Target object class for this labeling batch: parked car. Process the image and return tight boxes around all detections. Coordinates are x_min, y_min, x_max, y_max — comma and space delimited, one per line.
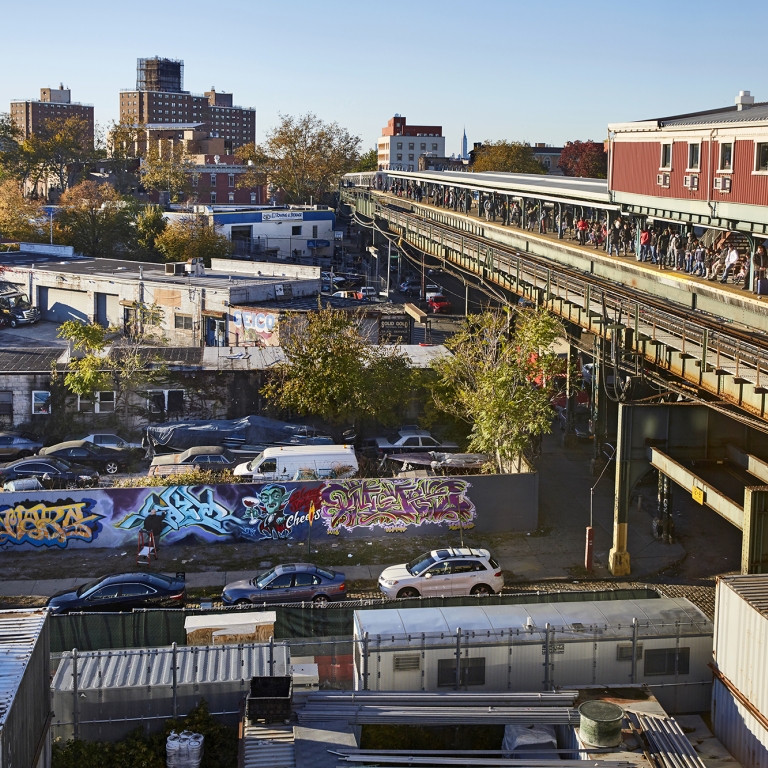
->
0, 432, 43, 460
356, 286, 378, 299
369, 428, 458, 456
378, 548, 503, 599
0, 457, 98, 488
233, 444, 358, 480
46, 572, 186, 615
69, 432, 143, 451
222, 563, 346, 606
420, 284, 442, 300
427, 294, 452, 313
39, 440, 132, 475
148, 446, 238, 477
399, 279, 421, 296
331, 290, 360, 299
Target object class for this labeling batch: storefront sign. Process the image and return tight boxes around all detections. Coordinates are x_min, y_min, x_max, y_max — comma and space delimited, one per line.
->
262, 211, 303, 222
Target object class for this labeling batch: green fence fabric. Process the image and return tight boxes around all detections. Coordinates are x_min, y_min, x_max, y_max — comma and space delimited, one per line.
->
50, 588, 659, 652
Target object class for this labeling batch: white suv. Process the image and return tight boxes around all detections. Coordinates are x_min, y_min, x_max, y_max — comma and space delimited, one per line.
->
378, 548, 503, 599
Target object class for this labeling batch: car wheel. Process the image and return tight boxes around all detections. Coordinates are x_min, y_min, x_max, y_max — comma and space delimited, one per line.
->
65, 481, 78, 490
9, 319, 17, 328
105, 461, 119, 475
234, 599, 251, 606
396, 587, 420, 599
312, 595, 329, 607
471, 584, 493, 596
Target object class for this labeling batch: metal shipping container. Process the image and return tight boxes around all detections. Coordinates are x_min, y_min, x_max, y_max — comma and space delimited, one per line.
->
0, 609, 50, 768
712, 574, 768, 768
353, 598, 713, 714
51, 642, 290, 743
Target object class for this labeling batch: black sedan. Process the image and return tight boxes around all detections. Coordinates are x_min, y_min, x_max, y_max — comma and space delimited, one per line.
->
39, 440, 132, 475
0, 457, 99, 488
47, 572, 187, 614
222, 563, 346, 606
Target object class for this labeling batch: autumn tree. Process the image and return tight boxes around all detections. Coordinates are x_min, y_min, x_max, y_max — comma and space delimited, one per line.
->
55, 181, 131, 257
31, 115, 98, 192
139, 138, 193, 201
559, 140, 607, 178
135, 204, 167, 256
432, 308, 564, 473
233, 143, 269, 189
155, 214, 232, 265
262, 306, 414, 427
106, 121, 143, 194
471, 141, 546, 174
0, 180, 44, 241
239, 113, 361, 204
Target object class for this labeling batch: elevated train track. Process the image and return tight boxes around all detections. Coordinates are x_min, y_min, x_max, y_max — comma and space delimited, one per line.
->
343, 187, 768, 429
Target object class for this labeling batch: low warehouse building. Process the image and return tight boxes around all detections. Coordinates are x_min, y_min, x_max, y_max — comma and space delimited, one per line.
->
352, 598, 713, 714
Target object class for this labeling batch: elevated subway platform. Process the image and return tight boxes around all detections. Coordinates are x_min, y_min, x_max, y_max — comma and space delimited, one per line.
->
357, 187, 768, 334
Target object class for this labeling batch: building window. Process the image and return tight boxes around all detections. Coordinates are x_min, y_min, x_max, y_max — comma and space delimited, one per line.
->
437, 657, 486, 687
719, 142, 733, 171
250, 192, 257, 203
32, 391, 51, 415
228, 192, 235, 203
396, 154, 403, 161
210, 174, 216, 186
688, 143, 700, 170
396, 142, 402, 150
644, 647, 690, 676
408, 143, 414, 150
409, 154, 414, 161
228, 174, 235, 187
292, 225, 302, 236
192, 174, 198, 187
756, 143, 768, 172
97, 391, 115, 413
175, 314, 193, 330
210, 192, 217, 204
312, 225, 318, 238
420, 143, 426, 150
432, 143, 438, 150
0, 391, 12, 416
660, 143, 672, 169
147, 389, 185, 414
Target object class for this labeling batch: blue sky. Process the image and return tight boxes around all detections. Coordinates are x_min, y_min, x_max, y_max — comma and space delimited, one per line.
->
2, 0, 767, 154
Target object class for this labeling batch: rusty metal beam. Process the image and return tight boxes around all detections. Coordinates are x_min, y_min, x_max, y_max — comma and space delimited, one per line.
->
727, 444, 768, 484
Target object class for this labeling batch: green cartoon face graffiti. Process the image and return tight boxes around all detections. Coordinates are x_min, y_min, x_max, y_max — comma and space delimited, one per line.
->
241, 484, 295, 540
262, 485, 288, 516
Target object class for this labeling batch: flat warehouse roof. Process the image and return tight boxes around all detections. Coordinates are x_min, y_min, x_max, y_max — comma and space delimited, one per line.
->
354, 598, 712, 645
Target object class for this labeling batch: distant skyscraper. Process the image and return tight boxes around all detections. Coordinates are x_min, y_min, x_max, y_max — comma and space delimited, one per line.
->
461, 128, 468, 160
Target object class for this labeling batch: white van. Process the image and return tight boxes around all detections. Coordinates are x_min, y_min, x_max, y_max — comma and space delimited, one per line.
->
233, 445, 358, 481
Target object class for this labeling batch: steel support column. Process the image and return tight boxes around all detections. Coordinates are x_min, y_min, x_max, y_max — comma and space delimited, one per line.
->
742, 487, 768, 574
609, 403, 633, 575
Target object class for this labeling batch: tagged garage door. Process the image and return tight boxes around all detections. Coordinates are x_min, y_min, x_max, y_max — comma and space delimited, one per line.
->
38, 287, 91, 323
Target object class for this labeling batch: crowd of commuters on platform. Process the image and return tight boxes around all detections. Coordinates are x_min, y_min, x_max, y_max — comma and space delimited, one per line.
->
381, 178, 765, 292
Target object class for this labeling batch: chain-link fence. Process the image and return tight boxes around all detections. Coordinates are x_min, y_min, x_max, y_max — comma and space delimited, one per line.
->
49, 587, 660, 653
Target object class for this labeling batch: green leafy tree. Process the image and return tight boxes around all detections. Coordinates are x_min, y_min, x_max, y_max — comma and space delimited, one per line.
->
106, 121, 143, 194
135, 204, 167, 255
0, 113, 24, 182
262, 306, 413, 427
139, 138, 193, 201
155, 214, 232, 265
240, 113, 361, 204
55, 181, 132, 257
432, 308, 564, 473
472, 140, 546, 174
57, 306, 166, 415
353, 147, 378, 172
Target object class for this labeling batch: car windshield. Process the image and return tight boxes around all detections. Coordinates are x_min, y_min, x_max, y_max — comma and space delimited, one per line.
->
254, 567, 276, 588
247, 452, 264, 471
76, 578, 103, 596
407, 552, 437, 576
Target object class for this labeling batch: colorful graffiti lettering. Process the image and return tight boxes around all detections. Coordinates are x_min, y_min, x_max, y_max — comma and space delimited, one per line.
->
231, 310, 278, 345
117, 486, 232, 536
239, 483, 323, 541
320, 478, 475, 533
0, 498, 102, 548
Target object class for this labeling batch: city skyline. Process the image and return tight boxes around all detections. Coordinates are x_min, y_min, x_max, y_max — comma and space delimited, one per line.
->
2, 0, 768, 153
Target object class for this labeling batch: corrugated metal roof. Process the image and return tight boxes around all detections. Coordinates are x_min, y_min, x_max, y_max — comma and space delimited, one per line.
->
355, 598, 712, 645
0, 609, 48, 727
242, 724, 295, 768
0, 347, 66, 373
719, 574, 768, 618
52, 643, 289, 691
659, 103, 768, 127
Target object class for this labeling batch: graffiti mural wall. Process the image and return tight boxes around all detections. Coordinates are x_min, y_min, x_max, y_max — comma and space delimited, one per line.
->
0, 477, 487, 551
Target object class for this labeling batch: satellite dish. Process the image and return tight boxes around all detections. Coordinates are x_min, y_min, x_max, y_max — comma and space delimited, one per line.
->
214, 154, 220, 164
